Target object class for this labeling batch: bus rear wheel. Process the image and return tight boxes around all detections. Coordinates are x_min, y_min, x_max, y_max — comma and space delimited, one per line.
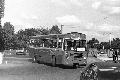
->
73, 63, 80, 68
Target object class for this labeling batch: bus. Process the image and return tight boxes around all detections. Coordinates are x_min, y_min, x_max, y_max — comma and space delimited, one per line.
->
27, 32, 88, 68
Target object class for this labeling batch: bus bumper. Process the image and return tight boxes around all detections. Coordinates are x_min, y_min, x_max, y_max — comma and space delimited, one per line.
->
63, 58, 87, 66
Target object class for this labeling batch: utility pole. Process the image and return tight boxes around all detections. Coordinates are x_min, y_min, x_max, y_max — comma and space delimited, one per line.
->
0, 17, 1, 28
61, 25, 64, 34
109, 33, 112, 49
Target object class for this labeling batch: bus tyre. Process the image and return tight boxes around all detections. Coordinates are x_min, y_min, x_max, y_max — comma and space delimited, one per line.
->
73, 63, 79, 68
52, 56, 56, 67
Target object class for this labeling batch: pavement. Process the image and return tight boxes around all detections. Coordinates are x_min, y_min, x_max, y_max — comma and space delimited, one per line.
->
97, 54, 120, 61
87, 57, 103, 64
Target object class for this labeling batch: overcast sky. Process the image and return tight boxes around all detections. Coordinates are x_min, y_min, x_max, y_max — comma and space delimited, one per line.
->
2, 0, 120, 42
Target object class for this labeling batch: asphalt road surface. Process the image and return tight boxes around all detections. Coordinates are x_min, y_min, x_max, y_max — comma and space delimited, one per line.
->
0, 57, 82, 80
2, 50, 119, 80
1, 50, 103, 80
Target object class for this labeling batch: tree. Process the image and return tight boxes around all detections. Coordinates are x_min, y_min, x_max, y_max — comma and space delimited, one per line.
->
40, 28, 49, 35
0, 0, 5, 27
49, 25, 61, 34
3, 22, 14, 35
0, 28, 5, 50
111, 38, 120, 49
2, 22, 15, 49
100, 42, 110, 49
15, 28, 49, 49
87, 38, 99, 48
0, 0, 5, 50
16, 28, 39, 49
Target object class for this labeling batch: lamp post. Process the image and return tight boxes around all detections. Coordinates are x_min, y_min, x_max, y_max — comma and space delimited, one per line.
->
103, 32, 112, 49
103, 17, 112, 49
109, 33, 112, 49
61, 25, 64, 34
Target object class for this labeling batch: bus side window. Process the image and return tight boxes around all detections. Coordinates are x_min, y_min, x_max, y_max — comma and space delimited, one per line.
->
58, 42, 62, 48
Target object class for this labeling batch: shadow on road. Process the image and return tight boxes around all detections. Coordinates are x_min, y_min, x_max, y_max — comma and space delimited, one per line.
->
28, 58, 86, 69
36, 62, 85, 69
28, 59, 74, 69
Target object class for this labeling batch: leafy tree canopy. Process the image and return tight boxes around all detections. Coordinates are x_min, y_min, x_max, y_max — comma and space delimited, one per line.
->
3, 22, 14, 35
50, 25, 61, 34
87, 38, 99, 48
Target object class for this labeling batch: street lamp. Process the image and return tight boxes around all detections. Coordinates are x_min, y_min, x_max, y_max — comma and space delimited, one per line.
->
109, 33, 112, 49
61, 25, 64, 34
102, 32, 112, 49
103, 17, 112, 49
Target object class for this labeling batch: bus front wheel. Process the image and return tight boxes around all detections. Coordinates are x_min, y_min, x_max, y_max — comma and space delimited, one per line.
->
52, 56, 56, 67
33, 56, 37, 63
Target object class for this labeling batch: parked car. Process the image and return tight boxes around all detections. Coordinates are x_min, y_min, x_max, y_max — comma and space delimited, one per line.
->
80, 62, 120, 80
16, 49, 26, 55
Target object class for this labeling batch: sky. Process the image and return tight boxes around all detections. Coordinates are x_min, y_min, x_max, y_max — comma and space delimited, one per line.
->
1, 0, 120, 42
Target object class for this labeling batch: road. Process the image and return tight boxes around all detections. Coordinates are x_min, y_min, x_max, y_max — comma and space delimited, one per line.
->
0, 50, 103, 80
1, 50, 120, 80
97, 53, 120, 62
0, 57, 82, 80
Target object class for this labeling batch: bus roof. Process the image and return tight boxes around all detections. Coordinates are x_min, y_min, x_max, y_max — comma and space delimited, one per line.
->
30, 32, 86, 40
31, 34, 65, 39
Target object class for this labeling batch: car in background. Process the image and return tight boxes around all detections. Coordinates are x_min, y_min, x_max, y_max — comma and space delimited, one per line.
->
16, 49, 26, 55
100, 51, 104, 54
80, 62, 120, 80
